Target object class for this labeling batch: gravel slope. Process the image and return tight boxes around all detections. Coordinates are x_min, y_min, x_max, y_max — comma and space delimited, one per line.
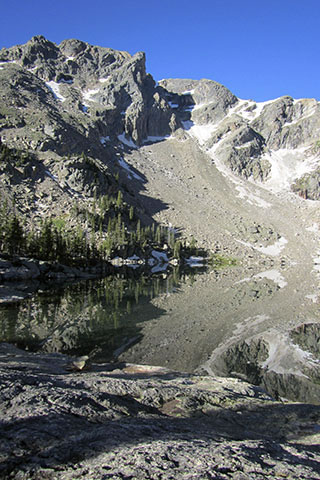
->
117, 134, 320, 399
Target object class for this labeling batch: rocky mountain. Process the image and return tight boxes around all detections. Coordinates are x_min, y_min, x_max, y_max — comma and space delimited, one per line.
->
1, 35, 320, 231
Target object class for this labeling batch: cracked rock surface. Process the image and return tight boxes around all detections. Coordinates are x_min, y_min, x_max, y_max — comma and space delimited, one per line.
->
0, 343, 319, 479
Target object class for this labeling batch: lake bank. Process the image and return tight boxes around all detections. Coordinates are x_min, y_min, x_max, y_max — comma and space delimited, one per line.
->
1, 342, 319, 479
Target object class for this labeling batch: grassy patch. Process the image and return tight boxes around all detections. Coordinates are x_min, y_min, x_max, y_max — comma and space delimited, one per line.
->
209, 254, 237, 268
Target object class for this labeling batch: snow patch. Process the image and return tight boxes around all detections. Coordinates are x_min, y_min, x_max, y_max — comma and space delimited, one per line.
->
82, 87, 100, 106
236, 237, 287, 257
262, 148, 318, 193
182, 121, 218, 145
182, 89, 195, 95
237, 269, 287, 289
59, 78, 73, 85
313, 250, 320, 274
45, 81, 66, 102
0, 60, 16, 66
254, 269, 287, 288
142, 135, 170, 144
306, 294, 318, 303
150, 250, 169, 273
260, 331, 316, 376
234, 184, 271, 209
118, 157, 143, 181
27, 66, 38, 73
306, 223, 319, 233
117, 133, 137, 149
100, 136, 110, 146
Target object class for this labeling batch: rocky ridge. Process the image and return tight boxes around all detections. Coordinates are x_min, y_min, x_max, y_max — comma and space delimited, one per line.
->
0, 35, 320, 233
1, 343, 319, 480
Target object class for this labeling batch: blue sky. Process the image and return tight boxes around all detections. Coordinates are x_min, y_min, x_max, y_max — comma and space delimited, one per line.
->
0, 0, 319, 101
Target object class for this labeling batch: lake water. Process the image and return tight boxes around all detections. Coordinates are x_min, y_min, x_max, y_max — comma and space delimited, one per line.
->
1, 264, 320, 404
0, 268, 200, 361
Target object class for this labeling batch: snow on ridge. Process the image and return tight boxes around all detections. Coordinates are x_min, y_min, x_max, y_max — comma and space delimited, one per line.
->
282, 102, 318, 127
118, 133, 137, 149
228, 98, 276, 122
182, 89, 195, 95
117, 156, 143, 181
45, 81, 66, 102
82, 87, 100, 106
182, 120, 218, 145
262, 148, 318, 193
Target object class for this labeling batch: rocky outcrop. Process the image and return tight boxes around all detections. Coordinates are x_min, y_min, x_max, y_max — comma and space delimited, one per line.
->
252, 97, 320, 150
0, 36, 177, 150
0, 256, 110, 305
291, 167, 320, 199
0, 343, 319, 479
160, 79, 320, 192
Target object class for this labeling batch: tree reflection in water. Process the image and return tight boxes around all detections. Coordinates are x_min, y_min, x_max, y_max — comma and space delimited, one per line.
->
0, 268, 198, 362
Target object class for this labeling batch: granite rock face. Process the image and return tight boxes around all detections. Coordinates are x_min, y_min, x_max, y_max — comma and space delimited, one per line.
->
0, 36, 177, 151
1, 35, 320, 220
0, 343, 319, 480
159, 78, 320, 193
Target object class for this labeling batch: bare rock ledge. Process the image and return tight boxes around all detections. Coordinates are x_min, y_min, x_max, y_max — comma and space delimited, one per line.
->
0, 343, 319, 479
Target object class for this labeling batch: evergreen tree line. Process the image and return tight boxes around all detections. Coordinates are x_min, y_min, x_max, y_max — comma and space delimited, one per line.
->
0, 191, 195, 266
0, 142, 198, 265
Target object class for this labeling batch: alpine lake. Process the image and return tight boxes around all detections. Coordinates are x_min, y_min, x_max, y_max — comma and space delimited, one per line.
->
0, 265, 205, 362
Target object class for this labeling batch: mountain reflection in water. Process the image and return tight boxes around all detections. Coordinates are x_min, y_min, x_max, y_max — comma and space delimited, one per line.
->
0, 268, 199, 361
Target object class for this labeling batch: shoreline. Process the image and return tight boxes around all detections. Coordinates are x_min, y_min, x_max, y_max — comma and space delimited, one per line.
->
1, 342, 319, 479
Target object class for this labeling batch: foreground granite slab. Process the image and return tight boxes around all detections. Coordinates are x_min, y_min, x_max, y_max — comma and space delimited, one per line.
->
0, 343, 319, 479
